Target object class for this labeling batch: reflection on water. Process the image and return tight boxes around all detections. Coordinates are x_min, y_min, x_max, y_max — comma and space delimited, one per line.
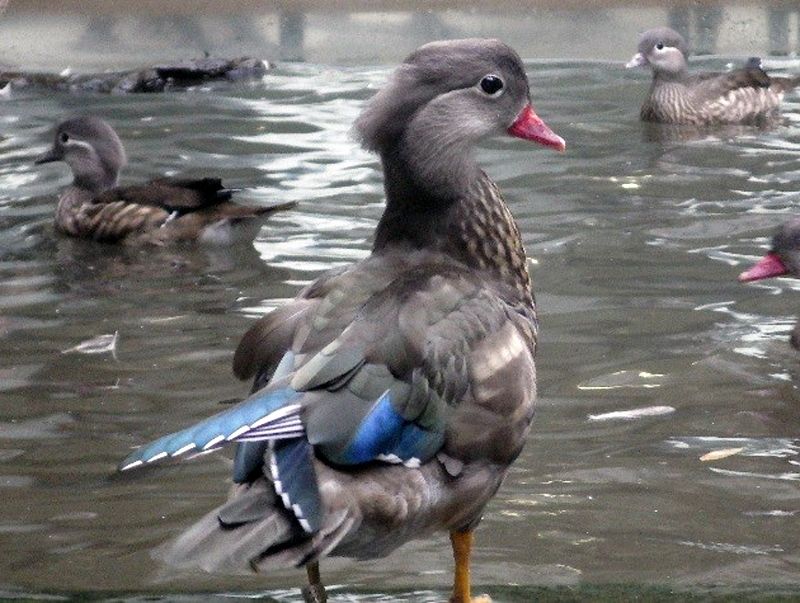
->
2, 43, 800, 601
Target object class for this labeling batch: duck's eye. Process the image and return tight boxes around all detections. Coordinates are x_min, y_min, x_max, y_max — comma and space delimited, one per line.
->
58, 132, 70, 144
655, 43, 665, 51
479, 75, 504, 96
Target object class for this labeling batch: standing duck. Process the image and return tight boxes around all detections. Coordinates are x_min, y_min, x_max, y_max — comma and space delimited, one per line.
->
626, 27, 800, 125
739, 219, 800, 349
120, 38, 565, 602
34, 116, 294, 245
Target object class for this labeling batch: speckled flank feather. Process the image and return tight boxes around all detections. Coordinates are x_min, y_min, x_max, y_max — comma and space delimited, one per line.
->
641, 77, 792, 126
54, 187, 170, 241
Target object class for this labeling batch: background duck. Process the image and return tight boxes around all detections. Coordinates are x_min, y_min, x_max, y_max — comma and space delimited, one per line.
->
119, 38, 564, 603
35, 116, 295, 245
739, 218, 800, 349
626, 27, 800, 125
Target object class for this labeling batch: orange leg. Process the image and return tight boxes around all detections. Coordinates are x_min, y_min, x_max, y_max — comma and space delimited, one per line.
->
301, 561, 327, 603
449, 529, 491, 603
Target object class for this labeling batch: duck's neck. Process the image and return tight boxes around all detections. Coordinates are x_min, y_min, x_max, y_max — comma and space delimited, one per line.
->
653, 67, 688, 84
71, 159, 119, 196
372, 146, 533, 303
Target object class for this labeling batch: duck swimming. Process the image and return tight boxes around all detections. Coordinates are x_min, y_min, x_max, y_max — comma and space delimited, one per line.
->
120, 38, 565, 602
739, 219, 800, 349
627, 27, 800, 125
35, 116, 294, 245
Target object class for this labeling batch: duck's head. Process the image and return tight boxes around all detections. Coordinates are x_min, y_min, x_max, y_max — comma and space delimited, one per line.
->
626, 27, 689, 79
355, 39, 564, 194
739, 220, 800, 282
35, 116, 126, 193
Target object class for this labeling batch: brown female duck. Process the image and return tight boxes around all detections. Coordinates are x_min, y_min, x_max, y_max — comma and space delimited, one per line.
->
120, 38, 564, 603
627, 27, 800, 125
35, 116, 294, 245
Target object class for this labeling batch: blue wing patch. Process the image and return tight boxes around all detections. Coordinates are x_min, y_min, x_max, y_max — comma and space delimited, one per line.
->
270, 437, 323, 534
232, 440, 268, 484
342, 390, 403, 464
339, 391, 444, 466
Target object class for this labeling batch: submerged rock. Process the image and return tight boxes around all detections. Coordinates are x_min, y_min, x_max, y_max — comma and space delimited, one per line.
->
0, 56, 270, 94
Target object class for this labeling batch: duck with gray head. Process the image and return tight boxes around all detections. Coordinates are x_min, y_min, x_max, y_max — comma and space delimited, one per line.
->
627, 27, 800, 126
739, 219, 800, 350
35, 116, 295, 245
118, 38, 564, 603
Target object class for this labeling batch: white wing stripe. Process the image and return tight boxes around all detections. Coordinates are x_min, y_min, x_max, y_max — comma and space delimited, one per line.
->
202, 435, 225, 450
237, 426, 305, 441
146, 451, 168, 463
226, 425, 251, 441
171, 443, 197, 457
250, 404, 301, 429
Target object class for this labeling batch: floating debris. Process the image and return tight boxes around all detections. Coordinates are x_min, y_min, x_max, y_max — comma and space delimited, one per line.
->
578, 369, 665, 391
700, 447, 745, 462
588, 405, 675, 422
62, 331, 118, 359
666, 436, 800, 458
677, 539, 783, 555
0, 57, 269, 94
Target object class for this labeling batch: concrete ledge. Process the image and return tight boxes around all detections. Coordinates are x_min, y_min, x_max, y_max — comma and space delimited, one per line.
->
5, 0, 775, 15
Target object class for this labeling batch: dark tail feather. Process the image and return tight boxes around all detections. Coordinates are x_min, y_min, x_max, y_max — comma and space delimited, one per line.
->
225, 200, 298, 227
254, 200, 298, 216
155, 477, 354, 574
772, 74, 800, 93
253, 509, 354, 570
156, 480, 300, 574
182, 177, 232, 200
155, 177, 235, 207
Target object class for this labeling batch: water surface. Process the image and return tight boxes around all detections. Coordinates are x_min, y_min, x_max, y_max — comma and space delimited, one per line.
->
2, 54, 800, 601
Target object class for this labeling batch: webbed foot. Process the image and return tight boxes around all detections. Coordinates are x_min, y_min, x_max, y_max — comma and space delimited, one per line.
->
302, 561, 327, 603
301, 581, 327, 603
